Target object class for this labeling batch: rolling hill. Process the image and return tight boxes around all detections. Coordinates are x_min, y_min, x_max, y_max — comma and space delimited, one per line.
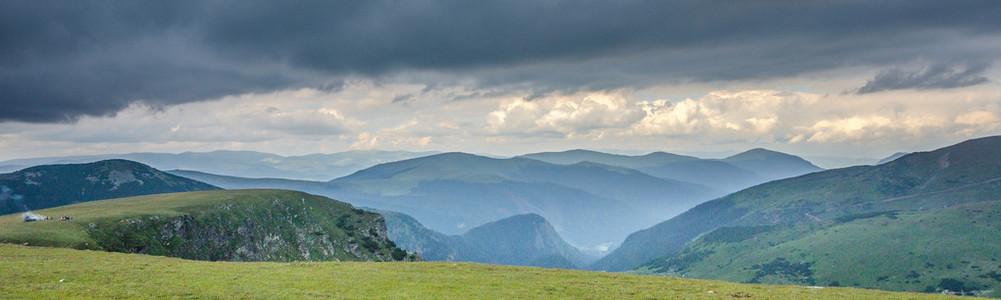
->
592, 135, 1001, 287
638, 200, 1001, 297
0, 159, 219, 216
718, 148, 822, 181
0, 189, 414, 263
382, 211, 594, 269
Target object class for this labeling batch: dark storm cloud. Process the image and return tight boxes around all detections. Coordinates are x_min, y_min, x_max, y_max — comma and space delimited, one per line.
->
0, 1, 303, 123
3, 0, 1000, 123
856, 62, 991, 94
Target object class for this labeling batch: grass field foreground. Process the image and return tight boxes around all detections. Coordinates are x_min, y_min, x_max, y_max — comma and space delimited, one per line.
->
0, 244, 958, 299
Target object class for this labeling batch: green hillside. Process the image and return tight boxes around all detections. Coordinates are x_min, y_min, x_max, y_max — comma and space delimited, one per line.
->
457, 213, 589, 268
594, 135, 1001, 272
639, 200, 1001, 297
382, 211, 593, 268
0, 189, 413, 262
0, 159, 220, 215
0, 244, 957, 299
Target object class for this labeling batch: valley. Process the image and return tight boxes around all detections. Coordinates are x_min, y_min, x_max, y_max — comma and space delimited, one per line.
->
1, 136, 998, 297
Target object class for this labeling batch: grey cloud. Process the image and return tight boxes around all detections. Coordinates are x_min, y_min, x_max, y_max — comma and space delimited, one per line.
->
857, 62, 991, 94
391, 94, 414, 104
3, 0, 1001, 123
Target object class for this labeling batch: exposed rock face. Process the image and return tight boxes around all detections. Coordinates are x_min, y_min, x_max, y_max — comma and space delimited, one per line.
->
85, 191, 415, 262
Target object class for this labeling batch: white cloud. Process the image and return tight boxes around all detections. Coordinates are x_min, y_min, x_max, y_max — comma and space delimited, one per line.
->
955, 110, 1000, 126
803, 115, 895, 143
351, 132, 380, 149
485, 92, 645, 137
629, 90, 819, 139
1, 72, 1000, 162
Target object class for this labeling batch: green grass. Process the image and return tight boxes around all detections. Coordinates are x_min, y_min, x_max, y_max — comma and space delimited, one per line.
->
0, 190, 302, 248
641, 201, 1001, 297
0, 244, 959, 299
0, 189, 408, 262
0, 190, 222, 249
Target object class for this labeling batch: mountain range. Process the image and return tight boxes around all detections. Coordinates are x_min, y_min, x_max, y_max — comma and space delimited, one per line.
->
170, 149, 821, 251
3, 137, 999, 297
521, 148, 823, 193
590, 136, 1001, 297
0, 157, 589, 269
0, 150, 438, 181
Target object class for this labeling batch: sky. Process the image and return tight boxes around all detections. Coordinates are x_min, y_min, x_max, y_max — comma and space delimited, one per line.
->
2, 1, 1001, 165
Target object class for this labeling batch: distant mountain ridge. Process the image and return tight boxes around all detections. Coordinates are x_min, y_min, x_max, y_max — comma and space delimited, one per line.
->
519, 149, 699, 169
1, 159, 219, 216
717, 148, 822, 180
0, 150, 439, 181
876, 152, 910, 165
521, 148, 823, 192
382, 211, 593, 268
592, 135, 1001, 275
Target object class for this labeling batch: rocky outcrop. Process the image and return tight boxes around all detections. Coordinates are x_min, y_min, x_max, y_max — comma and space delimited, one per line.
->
85, 191, 416, 262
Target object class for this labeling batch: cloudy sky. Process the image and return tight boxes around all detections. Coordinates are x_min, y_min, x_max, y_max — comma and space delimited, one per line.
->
2, 1, 1001, 165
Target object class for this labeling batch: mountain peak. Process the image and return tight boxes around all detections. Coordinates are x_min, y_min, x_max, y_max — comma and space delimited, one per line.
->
724, 148, 792, 161
420, 152, 497, 163
640, 151, 698, 161
493, 213, 547, 225
1, 159, 220, 215
458, 213, 590, 268
562, 149, 605, 155
717, 149, 823, 180
875, 152, 909, 165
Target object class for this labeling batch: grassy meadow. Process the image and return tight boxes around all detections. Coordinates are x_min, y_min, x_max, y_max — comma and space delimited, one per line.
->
0, 243, 960, 299
0, 190, 259, 249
